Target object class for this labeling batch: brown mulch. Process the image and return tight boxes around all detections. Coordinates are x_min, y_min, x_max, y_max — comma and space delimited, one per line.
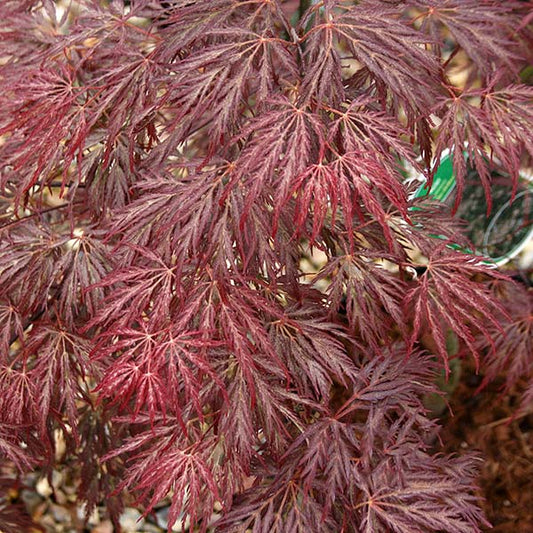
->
438, 359, 533, 533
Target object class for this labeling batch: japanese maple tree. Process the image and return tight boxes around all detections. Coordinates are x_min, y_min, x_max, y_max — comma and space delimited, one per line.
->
0, 1, 532, 532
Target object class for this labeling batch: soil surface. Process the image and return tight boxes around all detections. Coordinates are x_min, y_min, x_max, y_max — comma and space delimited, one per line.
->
438, 359, 533, 533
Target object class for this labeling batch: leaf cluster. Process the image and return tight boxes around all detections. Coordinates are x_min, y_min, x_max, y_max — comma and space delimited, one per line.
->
0, 1, 531, 532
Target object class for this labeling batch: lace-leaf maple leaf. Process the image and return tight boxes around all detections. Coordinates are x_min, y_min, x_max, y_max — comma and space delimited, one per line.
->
288, 150, 408, 243
411, 0, 526, 75
174, 277, 288, 383
333, 347, 438, 423
22, 323, 94, 438
215, 470, 338, 533
213, 184, 287, 279
165, 27, 298, 141
0, 65, 92, 202
267, 306, 358, 400
152, 0, 234, 53
0, 221, 65, 315
235, 97, 325, 216
154, 0, 289, 60
433, 84, 533, 211
297, 8, 345, 106
0, 364, 38, 426
217, 367, 258, 470
117, 168, 270, 278
110, 168, 218, 251
105, 427, 220, 533
217, 362, 315, 470
404, 245, 508, 373
280, 416, 361, 513
94, 330, 168, 426
356, 452, 487, 532
0, 302, 24, 361
476, 281, 532, 393
299, 1, 440, 114
135, 444, 219, 533
87, 246, 180, 329
326, 96, 418, 171
480, 84, 533, 162
84, 53, 161, 161
0, 425, 38, 471
94, 321, 224, 427
313, 253, 406, 348
55, 230, 114, 327
81, 131, 136, 218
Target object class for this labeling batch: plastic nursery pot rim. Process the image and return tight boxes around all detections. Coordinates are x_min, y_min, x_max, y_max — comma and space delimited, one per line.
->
410, 148, 533, 267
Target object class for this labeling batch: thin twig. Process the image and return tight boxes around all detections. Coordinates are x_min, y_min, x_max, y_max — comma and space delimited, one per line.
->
481, 411, 531, 429
0, 201, 83, 231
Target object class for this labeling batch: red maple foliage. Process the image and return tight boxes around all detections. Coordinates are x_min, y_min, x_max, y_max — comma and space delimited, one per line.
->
0, 1, 531, 532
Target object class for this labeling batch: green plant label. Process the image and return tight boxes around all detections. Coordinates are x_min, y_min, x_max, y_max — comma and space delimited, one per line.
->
415, 151, 533, 265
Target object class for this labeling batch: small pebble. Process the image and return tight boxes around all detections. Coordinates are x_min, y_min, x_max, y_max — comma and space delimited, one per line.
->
35, 477, 53, 498
77, 504, 101, 526
92, 519, 114, 533
55, 488, 68, 505
141, 523, 164, 533
20, 489, 43, 514
54, 428, 67, 461
51, 469, 64, 490
50, 502, 72, 523
119, 507, 146, 532
155, 507, 190, 532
